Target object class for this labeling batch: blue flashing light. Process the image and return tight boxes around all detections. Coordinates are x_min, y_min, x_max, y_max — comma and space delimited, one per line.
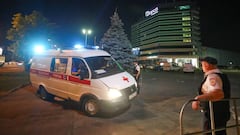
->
74, 44, 84, 49
92, 46, 100, 49
34, 45, 45, 54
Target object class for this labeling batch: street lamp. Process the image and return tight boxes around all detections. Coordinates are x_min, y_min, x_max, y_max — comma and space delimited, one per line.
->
82, 29, 92, 46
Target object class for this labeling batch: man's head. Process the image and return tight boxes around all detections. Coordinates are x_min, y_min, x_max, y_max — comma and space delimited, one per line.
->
200, 56, 218, 65
200, 56, 218, 72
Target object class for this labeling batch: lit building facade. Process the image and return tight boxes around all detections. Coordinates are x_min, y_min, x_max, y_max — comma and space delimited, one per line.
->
131, 1, 201, 68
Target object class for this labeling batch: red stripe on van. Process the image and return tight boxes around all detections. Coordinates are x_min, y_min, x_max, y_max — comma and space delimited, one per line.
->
51, 73, 65, 79
38, 71, 51, 76
30, 69, 90, 85
30, 69, 38, 73
68, 76, 91, 85
30, 69, 50, 77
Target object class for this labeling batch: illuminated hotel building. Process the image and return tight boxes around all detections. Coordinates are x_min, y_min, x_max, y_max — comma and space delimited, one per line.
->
131, 1, 201, 67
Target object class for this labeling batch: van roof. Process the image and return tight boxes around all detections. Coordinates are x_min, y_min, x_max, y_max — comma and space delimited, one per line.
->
34, 49, 111, 58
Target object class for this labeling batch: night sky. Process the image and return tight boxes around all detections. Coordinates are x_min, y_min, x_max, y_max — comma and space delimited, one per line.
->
0, 0, 239, 52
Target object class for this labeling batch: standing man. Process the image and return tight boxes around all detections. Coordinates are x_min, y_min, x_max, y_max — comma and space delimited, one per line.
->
192, 56, 231, 135
133, 61, 141, 94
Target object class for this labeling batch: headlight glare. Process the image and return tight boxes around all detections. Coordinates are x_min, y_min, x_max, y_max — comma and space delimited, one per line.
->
108, 88, 122, 99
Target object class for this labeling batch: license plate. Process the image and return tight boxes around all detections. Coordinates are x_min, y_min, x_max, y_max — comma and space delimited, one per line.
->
129, 91, 137, 100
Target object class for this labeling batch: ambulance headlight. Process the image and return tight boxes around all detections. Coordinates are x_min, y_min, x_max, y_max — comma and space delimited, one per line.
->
108, 88, 122, 99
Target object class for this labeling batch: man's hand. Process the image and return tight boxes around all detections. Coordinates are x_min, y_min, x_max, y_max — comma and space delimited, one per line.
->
192, 100, 200, 110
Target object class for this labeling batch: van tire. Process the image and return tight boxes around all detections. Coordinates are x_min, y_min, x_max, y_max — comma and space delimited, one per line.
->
37, 86, 54, 101
83, 98, 99, 117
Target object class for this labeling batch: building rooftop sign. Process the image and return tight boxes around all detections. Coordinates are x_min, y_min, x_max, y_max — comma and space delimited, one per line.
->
145, 7, 158, 17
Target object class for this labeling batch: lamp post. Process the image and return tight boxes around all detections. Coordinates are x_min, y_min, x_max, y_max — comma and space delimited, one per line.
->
82, 29, 92, 46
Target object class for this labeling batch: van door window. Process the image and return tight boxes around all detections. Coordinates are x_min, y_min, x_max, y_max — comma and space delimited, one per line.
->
51, 58, 68, 73
72, 58, 89, 78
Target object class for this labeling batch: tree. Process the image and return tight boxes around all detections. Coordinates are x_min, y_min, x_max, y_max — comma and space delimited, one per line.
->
6, 10, 54, 63
99, 10, 136, 72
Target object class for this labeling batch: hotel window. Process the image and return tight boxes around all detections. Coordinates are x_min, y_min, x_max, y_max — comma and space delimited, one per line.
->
182, 22, 191, 26
183, 33, 191, 37
183, 38, 192, 43
182, 16, 191, 21
182, 27, 191, 31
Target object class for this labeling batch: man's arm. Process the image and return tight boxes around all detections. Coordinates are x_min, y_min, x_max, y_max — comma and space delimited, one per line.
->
195, 89, 224, 101
192, 89, 224, 110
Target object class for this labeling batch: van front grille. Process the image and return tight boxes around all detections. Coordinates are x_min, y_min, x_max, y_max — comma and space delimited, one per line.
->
122, 85, 137, 97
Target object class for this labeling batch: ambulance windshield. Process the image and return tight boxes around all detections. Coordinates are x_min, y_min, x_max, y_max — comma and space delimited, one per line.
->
85, 56, 124, 78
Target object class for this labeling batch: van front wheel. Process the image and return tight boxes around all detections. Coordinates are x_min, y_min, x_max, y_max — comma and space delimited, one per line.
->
83, 98, 99, 117
37, 86, 54, 101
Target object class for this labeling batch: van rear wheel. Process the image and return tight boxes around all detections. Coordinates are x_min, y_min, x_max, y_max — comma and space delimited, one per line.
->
83, 98, 99, 117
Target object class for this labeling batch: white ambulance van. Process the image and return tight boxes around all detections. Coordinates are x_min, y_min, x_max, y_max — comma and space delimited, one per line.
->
30, 49, 138, 116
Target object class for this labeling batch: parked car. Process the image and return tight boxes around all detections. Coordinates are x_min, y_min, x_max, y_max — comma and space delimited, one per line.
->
162, 62, 171, 71
0, 56, 5, 67
183, 63, 195, 73
170, 65, 182, 71
162, 62, 182, 71
146, 65, 155, 70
